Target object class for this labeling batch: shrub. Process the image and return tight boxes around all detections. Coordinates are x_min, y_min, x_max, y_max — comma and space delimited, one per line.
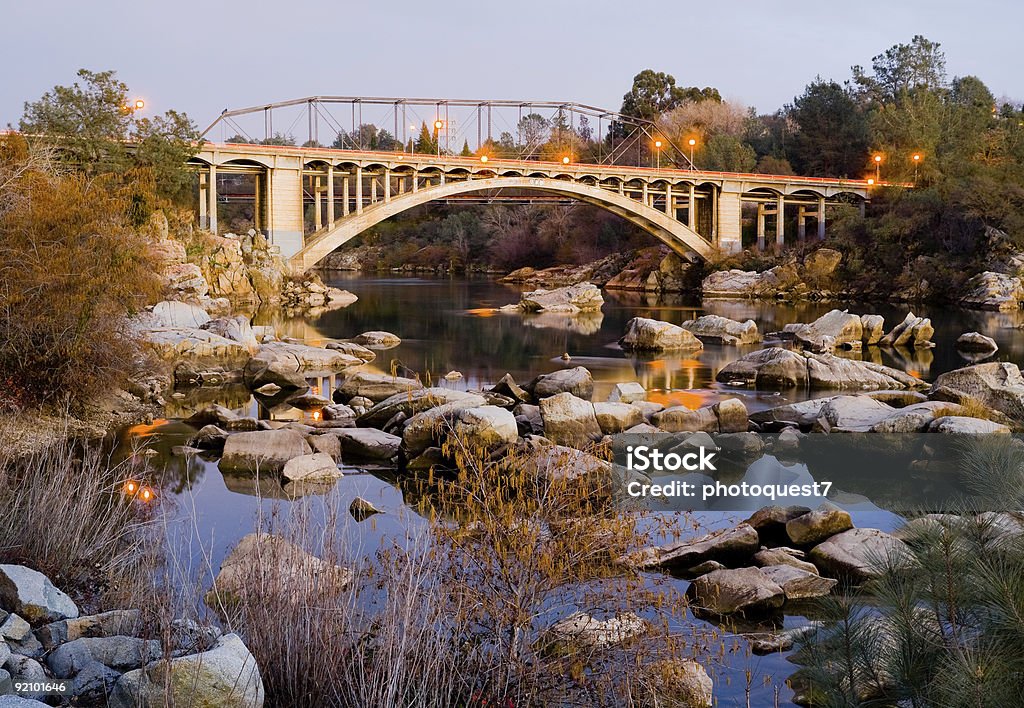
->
0, 134, 161, 412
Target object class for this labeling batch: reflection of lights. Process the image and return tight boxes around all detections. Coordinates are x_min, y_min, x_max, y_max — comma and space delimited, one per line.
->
466, 307, 498, 318
907, 369, 921, 379
312, 410, 321, 421
139, 487, 154, 503
125, 419, 169, 438
124, 480, 138, 495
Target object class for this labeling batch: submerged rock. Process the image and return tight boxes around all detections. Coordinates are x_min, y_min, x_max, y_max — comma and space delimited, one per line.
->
545, 612, 647, 652
956, 332, 998, 354
352, 331, 401, 348
218, 430, 313, 474
338, 372, 423, 403
625, 524, 760, 571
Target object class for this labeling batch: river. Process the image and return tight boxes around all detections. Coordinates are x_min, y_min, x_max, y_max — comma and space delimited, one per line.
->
119, 274, 1024, 706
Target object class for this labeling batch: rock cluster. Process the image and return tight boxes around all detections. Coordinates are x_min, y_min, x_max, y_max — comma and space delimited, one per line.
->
0, 564, 263, 707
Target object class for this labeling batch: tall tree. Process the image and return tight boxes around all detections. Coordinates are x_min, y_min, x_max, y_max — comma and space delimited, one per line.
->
620, 69, 720, 122
788, 78, 869, 177
414, 122, 436, 154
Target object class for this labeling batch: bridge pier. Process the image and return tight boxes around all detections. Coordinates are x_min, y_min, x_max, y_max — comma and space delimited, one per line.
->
775, 195, 785, 247
818, 197, 826, 240
268, 159, 303, 258
756, 203, 766, 251
717, 189, 742, 254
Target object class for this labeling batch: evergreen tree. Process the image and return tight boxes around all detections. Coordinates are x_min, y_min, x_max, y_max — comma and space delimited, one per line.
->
415, 122, 436, 154
460, 140, 472, 157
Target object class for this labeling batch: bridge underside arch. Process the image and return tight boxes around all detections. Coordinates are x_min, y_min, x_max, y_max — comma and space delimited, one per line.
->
290, 176, 714, 270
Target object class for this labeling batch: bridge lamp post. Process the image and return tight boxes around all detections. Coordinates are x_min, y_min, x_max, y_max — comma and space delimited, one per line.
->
873, 153, 883, 182
654, 139, 663, 169
434, 120, 444, 157
480, 155, 489, 163
912, 153, 922, 182
562, 155, 571, 165
688, 138, 697, 170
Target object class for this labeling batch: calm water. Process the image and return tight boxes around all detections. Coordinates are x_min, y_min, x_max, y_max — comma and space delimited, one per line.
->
123, 274, 1024, 706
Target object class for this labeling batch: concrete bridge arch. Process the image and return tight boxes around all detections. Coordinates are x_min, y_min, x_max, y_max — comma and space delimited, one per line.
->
289, 175, 714, 270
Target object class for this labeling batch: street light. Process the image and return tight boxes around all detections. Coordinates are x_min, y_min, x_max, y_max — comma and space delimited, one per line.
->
480, 155, 489, 163
873, 153, 883, 181
688, 138, 697, 170
134, 99, 145, 110
433, 120, 444, 157
654, 139, 663, 169
562, 155, 571, 165
912, 153, 922, 182
867, 177, 876, 186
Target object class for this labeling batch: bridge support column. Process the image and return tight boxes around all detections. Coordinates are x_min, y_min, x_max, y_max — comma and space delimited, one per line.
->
342, 176, 350, 216
384, 168, 391, 203
198, 171, 207, 228
688, 185, 697, 231
797, 206, 807, 241
664, 186, 673, 215
267, 160, 304, 258
206, 164, 218, 233
756, 203, 766, 251
641, 182, 648, 206
717, 188, 742, 254
355, 167, 363, 214
775, 195, 785, 247
412, 172, 419, 193
327, 166, 335, 229
370, 175, 377, 203
817, 197, 826, 240
313, 175, 322, 231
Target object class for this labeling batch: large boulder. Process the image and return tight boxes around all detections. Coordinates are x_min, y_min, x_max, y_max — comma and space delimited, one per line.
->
218, 430, 313, 474
152, 300, 211, 329
0, 565, 78, 624
608, 382, 646, 404
759, 565, 837, 601
960, 271, 1024, 311
802, 248, 843, 279
651, 398, 748, 434
332, 428, 402, 461
861, 315, 885, 345
701, 264, 802, 298
525, 443, 613, 484
682, 315, 760, 346
212, 533, 352, 600
530, 367, 594, 400
809, 528, 913, 582
163, 263, 209, 298
688, 567, 785, 617
518, 283, 604, 313
870, 401, 963, 433
818, 396, 897, 432
281, 453, 342, 482
647, 660, 713, 708
956, 332, 998, 354
109, 634, 264, 708
403, 404, 517, 455
201, 316, 260, 354
794, 310, 863, 351
619, 317, 703, 351
539, 393, 602, 448
357, 389, 485, 428
625, 524, 760, 571
717, 348, 926, 391
338, 372, 423, 403
245, 343, 361, 390
592, 402, 644, 434
142, 328, 252, 370
48, 636, 162, 678
880, 312, 935, 349
785, 503, 854, 546
928, 416, 1011, 434
930, 362, 1024, 423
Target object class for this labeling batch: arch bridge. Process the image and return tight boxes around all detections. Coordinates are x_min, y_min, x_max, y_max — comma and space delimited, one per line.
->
192, 95, 872, 270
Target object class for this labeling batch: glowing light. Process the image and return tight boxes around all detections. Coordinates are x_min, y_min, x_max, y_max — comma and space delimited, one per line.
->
124, 480, 138, 495
480, 155, 489, 163
139, 487, 154, 502
912, 153, 922, 162
434, 120, 443, 130
867, 178, 876, 185
654, 140, 663, 149
687, 138, 697, 147
312, 410, 321, 421
134, 99, 145, 110
874, 154, 883, 163
562, 156, 571, 164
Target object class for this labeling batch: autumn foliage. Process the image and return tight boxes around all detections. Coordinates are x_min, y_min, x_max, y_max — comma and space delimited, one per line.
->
0, 133, 161, 411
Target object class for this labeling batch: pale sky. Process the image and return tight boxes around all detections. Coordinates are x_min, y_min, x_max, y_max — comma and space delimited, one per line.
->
2, 0, 1021, 130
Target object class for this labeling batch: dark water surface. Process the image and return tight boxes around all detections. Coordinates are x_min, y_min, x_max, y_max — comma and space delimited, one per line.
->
123, 274, 1024, 706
